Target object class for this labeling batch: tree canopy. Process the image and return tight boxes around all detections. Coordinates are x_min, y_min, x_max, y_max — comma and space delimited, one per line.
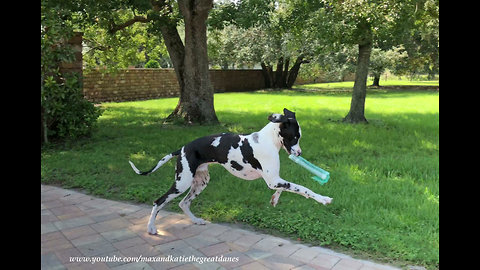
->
51, 0, 219, 124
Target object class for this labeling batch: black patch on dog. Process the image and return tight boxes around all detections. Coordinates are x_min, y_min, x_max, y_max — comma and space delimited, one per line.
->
279, 121, 300, 154
275, 182, 291, 189
215, 134, 241, 164
230, 160, 244, 171
240, 138, 262, 171
182, 133, 242, 175
175, 155, 183, 181
171, 149, 181, 156
154, 184, 180, 206
269, 108, 301, 155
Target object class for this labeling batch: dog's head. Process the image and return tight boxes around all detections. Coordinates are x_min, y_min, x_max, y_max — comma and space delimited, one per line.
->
268, 108, 302, 156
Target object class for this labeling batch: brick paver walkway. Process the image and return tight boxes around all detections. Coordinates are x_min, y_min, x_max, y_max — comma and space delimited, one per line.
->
41, 184, 401, 270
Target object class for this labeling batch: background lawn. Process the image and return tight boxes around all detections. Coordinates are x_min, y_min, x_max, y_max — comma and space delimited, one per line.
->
293, 78, 439, 91
41, 89, 439, 269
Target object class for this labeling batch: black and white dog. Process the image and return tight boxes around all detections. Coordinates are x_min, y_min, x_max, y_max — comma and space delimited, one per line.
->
129, 108, 332, 235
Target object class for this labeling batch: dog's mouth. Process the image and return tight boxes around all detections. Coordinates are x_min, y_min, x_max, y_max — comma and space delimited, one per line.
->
287, 148, 301, 157
290, 146, 303, 156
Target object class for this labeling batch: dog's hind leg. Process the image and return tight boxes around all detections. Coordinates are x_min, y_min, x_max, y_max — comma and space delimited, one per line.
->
147, 183, 184, 235
179, 164, 210, 225
147, 153, 194, 235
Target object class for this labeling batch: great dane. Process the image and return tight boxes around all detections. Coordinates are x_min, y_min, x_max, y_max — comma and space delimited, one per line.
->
129, 108, 332, 235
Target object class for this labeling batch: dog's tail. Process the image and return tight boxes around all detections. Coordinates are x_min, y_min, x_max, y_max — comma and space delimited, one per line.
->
129, 149, 181, 176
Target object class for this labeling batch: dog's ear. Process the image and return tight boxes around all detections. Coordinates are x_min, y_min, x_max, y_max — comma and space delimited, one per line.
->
283, 108, 296, 119
268, 113, 287, 123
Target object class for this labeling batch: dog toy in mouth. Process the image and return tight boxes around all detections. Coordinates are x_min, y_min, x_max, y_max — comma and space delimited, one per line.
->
288, 154, 330, 185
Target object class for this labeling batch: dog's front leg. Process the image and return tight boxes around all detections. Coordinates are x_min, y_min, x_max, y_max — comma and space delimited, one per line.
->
265, 177, 332, 205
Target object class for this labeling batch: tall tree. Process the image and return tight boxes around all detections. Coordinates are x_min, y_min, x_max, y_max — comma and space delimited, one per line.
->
171, 0, 218, 123
66, 0, 218, 124
322, 0, 424, 123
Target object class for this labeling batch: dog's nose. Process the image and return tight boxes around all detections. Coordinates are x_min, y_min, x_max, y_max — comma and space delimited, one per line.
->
296, 150, 302, 156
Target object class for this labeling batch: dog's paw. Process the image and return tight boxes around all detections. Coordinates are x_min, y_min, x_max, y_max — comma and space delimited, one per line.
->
192, 218, 207, 225
318, 196, 333, 205
147, 224, 158, 235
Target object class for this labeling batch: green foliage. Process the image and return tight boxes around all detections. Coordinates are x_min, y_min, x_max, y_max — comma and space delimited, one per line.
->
144, 59, 160, 68
319, 0, 438, 78
208, 25, 266, 68
41, 0, 102, 142
82, 16, 171, 70
321, 0, 406, 45
369, 45, 408, 78
42, 73, 103, 140
312, 45, 358, 82
208, 1, 325, 73
209, 0, 275, 30
41, 0, 75, 76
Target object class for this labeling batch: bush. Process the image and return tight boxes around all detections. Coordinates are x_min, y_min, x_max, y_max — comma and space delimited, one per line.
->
42, 73, 102, 141
41, 2, 102, 144
144, 59, 160, 68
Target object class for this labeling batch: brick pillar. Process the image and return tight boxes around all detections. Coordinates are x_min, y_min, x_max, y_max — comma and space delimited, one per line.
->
58, 32, 83, 78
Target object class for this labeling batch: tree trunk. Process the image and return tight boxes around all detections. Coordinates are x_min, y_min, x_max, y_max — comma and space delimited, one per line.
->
41, 104, 48, 144
371, 75, 380, 87
105, 1, 217, 124
343, 25, 372, 124
261, 62, 273, 88
286, 55, 307, 89
168, 0, 218, 124
260, 56, 308, 89
158, 22, 186, 118
274, 57, 284, 88
283, 57, 290, 86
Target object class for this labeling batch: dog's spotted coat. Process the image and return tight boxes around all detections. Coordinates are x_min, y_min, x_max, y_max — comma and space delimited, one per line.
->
129, 108, 332, 235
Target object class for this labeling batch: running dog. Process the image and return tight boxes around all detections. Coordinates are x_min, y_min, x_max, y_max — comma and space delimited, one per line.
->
129, 108, 332, 235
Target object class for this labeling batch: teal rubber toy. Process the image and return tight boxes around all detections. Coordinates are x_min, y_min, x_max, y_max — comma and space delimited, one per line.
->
288, 154, 330, 185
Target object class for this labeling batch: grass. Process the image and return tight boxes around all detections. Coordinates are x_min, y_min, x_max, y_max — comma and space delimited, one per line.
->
293, 79, 439, 91
41, 88, 439, 269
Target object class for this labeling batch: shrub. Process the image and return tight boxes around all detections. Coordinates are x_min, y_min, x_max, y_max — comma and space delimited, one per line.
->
144, 59, 160, 68
41, 2, 102, 144
42, 73, 102, 141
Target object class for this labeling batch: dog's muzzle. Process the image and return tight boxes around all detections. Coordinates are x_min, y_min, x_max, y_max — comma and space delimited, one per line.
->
290, 145, 302, 156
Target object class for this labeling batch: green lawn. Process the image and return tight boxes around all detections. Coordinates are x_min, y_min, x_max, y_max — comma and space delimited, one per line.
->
41, 89, 439, 269
294, 79, 439, 90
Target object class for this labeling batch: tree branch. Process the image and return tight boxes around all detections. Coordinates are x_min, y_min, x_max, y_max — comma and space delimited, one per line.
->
108, 16, 151, 34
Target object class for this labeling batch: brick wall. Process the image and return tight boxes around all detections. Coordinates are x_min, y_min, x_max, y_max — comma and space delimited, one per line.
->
209, 69, 265, 93
83, 68, 266, 103
83, 69, 179, 102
